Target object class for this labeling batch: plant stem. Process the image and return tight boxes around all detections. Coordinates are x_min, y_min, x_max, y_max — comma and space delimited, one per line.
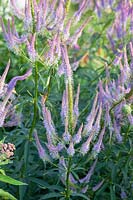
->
68, 81, 74, 135
65, 156, 72, 200
29, 62, 38, 140
65, 81, 73, 200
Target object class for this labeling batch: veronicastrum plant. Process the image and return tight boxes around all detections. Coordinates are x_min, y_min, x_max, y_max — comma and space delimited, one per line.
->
0, 0, 133, 200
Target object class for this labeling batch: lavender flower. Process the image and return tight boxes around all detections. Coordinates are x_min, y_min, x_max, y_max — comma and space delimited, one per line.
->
10, 0, 25, 19
73, 123, 83, 144
26, 34, 37, 62
93, 126, 106, 155
113, 119, 123, 143
0, 17, 27, 53
68, 18, 91, 46
7, 68, 32, 93
0, 59, 10, 97
92, 180, 104, 191
120, 190, 127, 199
93, 103, 102, 134
83, 92, 99, 136
79, 159, 97, 183
0, 61, 32, 127
34, 130, 50, 161
41, 102, 56, 139
67, 141, 75, 156
80, 130, 96, 155
61, 44, 73, 82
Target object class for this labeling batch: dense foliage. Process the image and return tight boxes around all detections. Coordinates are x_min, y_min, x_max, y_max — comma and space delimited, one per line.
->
0, 0, 133, 200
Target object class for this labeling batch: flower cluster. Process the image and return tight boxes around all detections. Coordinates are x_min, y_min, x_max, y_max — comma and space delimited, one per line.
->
0, 60, 32, 127
99, 43, 133, 142
107, 0, 132, 51
4, 0, 91, 65
0, 142, 15, 159
0, 142, 15, 164
34, 46, 105, 194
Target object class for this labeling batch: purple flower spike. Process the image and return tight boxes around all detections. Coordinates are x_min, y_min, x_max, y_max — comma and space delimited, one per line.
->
73, 123, 83, 144
92, 180, 104, 191
113, 119, 123, 143
61, 44, 73, 81
7, 68, 32, 93
34, 130, 49, 161
83, 92, 99, 136
0, 17, 27, 52
46, 142, 59, 159
81, 130, 96, 155
0, 61, 32, 127
93, 103, 102, 134
79, 159, 97, 183
24, 0, 32, 30
69, 173, 77, 184
69, 17, 91, 46
0, 103, 11, 127
0, 59, 10, 96
10, 0, 24, 19
74, 0, 87, 23
67, 141, 75, 156
27, 34, 37, 62
41, 103, 56, 138
93, 126, 105, 154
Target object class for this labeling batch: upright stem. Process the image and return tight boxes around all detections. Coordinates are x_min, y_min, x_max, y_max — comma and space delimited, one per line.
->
65, 156, 72, 200
29, 62, 38, 140
68, 81, 74, 135
65, 71, 74, 200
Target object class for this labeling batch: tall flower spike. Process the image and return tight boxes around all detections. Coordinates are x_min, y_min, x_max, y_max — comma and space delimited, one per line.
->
74, 0, 87, 23
61, 44, 73, 81
34, 130, 50, 161
46, 34, 57, 65
67, 141, 75, 156
80, 129, 96, 155
113, 119, 123, 143
93, 103, 102, 134
7, 68, 32, 93
93, 126, 106, 155
10, 0, 24, 19
92, 180, 104, 192
24, 0, 32, 30
0, 102, 12, 127
73, 123, 83, 144
0, 17, 27, 52
83, 92, 99, 136
79, 159, 97, 183
0, 62, 32, 127
0, 60, 10, 96
68, 17, 91, 46
27, 34, 37, 62
41, 101, 56, 139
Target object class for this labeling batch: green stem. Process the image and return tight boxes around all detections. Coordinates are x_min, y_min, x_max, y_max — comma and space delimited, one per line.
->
68, 81, 74, 135
29, 62, 38, 140
65, 157, 72, 200
65, 81, 73, 200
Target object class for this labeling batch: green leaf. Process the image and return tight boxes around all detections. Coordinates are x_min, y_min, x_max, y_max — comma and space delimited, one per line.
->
71, 193, 90, 200
0, 175, 27, 185
40, 192, 63, 199
0, 189, 17, 200
30, 177, 63, 192
110, 185, 116, 200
